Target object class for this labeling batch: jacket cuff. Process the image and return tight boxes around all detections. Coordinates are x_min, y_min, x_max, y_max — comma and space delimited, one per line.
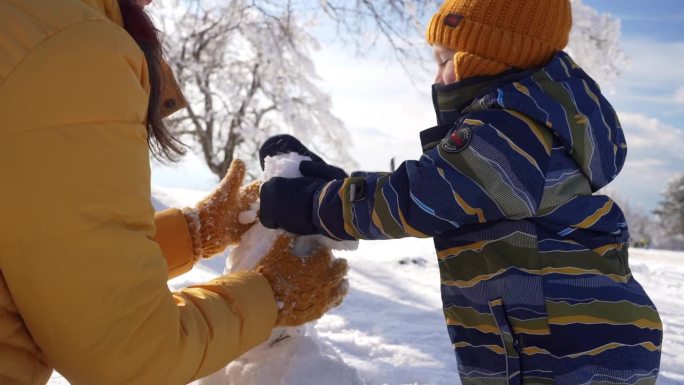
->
181, 207, 203, 258
312, 180, 355, 241
153, 208, 198, 279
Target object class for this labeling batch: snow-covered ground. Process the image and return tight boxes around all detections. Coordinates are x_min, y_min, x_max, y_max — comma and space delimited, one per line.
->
47, 187, 684, 385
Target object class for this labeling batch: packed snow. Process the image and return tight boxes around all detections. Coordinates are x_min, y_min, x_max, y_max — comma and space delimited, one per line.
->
194, 154, 362, 385
231, 153, 358, 272
47, 185, 684, 385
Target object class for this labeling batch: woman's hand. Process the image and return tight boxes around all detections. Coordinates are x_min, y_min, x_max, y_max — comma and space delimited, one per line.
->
184, 159, 261, 258
256, 234, 349, 327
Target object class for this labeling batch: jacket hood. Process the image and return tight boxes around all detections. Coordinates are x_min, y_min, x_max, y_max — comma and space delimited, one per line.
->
432, 52, 627, 192
75, 0, 187, 117
79, 0, 124, 26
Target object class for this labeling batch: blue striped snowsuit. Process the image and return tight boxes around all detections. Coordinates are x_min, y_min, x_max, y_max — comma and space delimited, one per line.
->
312, 52, 662, 384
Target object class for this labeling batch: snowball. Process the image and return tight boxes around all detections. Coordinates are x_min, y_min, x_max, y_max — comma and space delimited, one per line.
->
229, 224, 283, 273
238, 211, 256, 225
263, 153, 311, 180
238, 202, 260, 225
231, 152, 358, 269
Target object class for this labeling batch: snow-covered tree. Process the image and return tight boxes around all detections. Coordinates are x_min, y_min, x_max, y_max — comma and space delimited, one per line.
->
567, 0, 628, 91
151, 0, 439, 178
655, 174, 684, 241
153, 0, 357, 178
604, 190, 658, 248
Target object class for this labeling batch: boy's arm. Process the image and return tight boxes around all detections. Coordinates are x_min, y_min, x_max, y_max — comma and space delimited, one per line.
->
314, 113, 554, 240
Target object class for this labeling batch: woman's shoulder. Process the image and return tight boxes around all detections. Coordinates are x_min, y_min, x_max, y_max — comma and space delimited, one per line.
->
0, 0, 147, 136
0, 0, 115, 35
0, 0, 125, 75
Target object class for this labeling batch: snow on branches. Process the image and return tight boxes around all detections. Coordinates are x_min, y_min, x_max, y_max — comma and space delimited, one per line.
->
568, 0, 627, 92
152, 0, 355, 179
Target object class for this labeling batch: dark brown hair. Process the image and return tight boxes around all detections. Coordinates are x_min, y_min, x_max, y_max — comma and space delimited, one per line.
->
118, 0, 185, 161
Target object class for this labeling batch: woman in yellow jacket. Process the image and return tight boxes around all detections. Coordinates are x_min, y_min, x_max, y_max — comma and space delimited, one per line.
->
0, 0, 348, 384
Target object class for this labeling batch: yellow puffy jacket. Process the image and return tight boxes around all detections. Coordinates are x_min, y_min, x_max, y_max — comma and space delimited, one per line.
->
0, 0, 277, 384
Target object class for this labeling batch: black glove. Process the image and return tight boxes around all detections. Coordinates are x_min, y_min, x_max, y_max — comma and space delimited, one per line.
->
299, 160, 347, 180
260, 134, 324, 168
259, 176, 327, 235
260, 134, 348, 180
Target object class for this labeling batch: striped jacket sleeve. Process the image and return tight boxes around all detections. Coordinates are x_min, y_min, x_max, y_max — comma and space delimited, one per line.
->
313, 111, 555, 240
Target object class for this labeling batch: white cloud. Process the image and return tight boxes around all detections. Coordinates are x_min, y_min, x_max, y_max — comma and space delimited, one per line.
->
626, 157, 667, 170
620, 112, 684, 156
675, 87, 684, 105
621, 38, 684, 88
610, 112, 684, 209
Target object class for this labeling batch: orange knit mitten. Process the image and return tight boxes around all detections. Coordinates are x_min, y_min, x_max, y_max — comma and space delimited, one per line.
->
184, 159, 261, 258
256, 234, 349, 327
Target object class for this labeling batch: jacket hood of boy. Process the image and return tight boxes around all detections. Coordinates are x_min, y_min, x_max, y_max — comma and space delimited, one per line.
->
431, 51, 627, 192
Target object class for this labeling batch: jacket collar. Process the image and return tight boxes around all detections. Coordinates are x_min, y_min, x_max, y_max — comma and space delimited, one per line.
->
431, 67, 533, 126
79, 0, 124, 26
79, 0, 187, 118
421, 68, 534, 152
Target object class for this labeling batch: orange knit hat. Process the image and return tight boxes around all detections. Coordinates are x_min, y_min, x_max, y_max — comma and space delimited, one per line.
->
426, 0, 572, 80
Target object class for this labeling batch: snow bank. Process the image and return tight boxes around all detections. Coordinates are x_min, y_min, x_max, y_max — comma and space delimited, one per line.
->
197, 325, 363, 385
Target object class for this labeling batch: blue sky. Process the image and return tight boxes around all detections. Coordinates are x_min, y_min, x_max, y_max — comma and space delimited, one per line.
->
583, 0, 684, 125
578, 0, 684, 211
152, 0, 684, 212
584, 0, 684, 42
